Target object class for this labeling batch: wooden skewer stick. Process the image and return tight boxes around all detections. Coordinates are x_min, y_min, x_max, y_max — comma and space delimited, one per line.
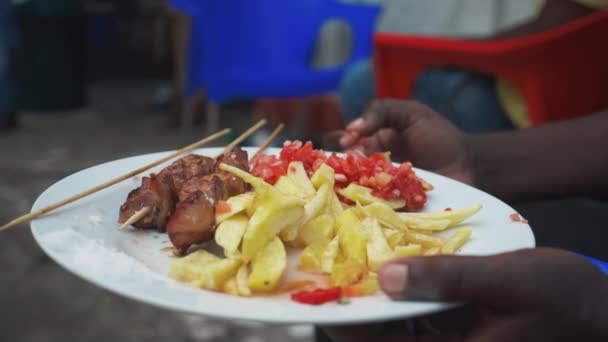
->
118, 119, 269, 230
214, 119, 267, 158
118, 207, 151, 230
253, 123, 285, 160
0, 128, 231, 232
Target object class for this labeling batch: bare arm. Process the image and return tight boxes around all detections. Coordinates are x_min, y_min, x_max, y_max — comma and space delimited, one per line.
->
469, 111, 608, 200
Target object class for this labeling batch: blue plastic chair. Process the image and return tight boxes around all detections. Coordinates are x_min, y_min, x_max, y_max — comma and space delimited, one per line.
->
171, 0, 381, 131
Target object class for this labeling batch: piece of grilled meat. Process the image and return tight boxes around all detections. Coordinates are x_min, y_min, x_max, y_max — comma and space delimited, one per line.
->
118, 175, 176, 231
167, 175, 229, 255
215, 147, 250, 197
167, 148, 251, 254
118, 154, 215, 231
119, 148, 251, 253
158, 154, 215, 193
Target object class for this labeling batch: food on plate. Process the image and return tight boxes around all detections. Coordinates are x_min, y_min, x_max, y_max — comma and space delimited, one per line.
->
118, 174, 176, 230
118, 148, 251, 254
338, 183, 406, 210
168, 250, 242, 290
247, 237, 286, 292
250, 140, 428, 211
164, 143, 481, 305
120, 140, 481, 304
290, 287, 342, 305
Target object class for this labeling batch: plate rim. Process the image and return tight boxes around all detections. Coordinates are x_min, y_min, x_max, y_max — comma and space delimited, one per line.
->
29, 146, 536, 325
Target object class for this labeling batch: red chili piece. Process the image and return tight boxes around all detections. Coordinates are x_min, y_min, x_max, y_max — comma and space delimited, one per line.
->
291, 287, 342, 305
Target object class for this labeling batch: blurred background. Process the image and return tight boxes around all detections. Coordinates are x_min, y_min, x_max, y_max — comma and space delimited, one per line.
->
1, 0, 599, 341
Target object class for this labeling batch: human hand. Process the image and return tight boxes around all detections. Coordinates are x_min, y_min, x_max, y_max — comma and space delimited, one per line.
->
325, 248, 608, 342
337, 100, 474, 186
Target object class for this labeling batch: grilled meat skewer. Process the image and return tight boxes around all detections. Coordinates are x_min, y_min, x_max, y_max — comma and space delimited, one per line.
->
167, 148, 250, 254
118, 148, 250, 253
118, 154, 215, 231
118, 175, 176, 231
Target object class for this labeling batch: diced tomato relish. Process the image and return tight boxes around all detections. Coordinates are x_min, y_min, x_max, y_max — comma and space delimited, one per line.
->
215, 201, 231, 215
251, 140, 427, 211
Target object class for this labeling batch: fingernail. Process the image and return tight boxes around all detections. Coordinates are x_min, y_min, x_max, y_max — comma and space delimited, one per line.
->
346, 118, 364, 130
380, 264, 408, 295
339, 134, 350, 147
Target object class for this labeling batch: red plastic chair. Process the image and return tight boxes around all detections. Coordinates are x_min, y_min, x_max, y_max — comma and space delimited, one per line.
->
374, 10, 608, 126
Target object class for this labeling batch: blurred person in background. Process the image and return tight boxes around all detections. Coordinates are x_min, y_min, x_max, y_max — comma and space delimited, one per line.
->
0, 0, 18, 131
339, 0, 608, 133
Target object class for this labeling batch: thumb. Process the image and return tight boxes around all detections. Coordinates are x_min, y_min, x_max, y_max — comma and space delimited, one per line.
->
378, 249, 561, 308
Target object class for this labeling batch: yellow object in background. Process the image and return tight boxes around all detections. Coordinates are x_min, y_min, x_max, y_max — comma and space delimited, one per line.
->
496, 0, 607, 128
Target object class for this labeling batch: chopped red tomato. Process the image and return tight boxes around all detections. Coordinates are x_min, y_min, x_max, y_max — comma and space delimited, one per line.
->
215, 201, 231, 215
510, 213, 521, 222
251, 140, 428, 211
291, 287, 342, 305
444, 208, 452, 212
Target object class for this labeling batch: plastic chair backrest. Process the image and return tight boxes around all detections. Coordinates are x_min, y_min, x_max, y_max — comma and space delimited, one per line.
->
374, 10, 608, 126
172, 0, 380, 102
198, 0, 344, 72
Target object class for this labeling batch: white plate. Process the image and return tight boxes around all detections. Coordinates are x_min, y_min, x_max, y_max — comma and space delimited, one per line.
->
30, 147, 535, 325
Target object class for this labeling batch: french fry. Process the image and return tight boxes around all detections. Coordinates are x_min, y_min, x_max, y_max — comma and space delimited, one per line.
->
311, 164, 335, 189
338, 183, 406, 210
398, 205, 482, 228
248, 237, 286, 292
342, 273, 379, 297
303, 182, 331, 223
169, 250, 220, 284
279, 222, 301, 243
402, 231, 444, 248
423, 247, 441, 256
402, 218, 451, 231
236, 264, 251, 296
222, 277, 239, 296
364, 218, 394, 272
169, 250, 242, 291
330, 259, 367, 287
215, 192, 255, 224
394, 244, 423, 258
321, 236, 340, 274
298, 241, 325, 273
287, 161, 316, 197
279, 173, 333, 242
298, 236, 339, 274
241, 193, 304, 261
215, 214, 248, 257
361, 202, 409, 231
329, 190, 344, 216
220, 163, 271, 192
274, 176, 307, 199
441, 227, 472, 255
382, 228, 405, 249
296, 213, 334, 247
337, 209, 367, 266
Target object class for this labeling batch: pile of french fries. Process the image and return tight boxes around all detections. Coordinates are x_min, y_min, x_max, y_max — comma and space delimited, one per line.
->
168, 161, 481, 297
